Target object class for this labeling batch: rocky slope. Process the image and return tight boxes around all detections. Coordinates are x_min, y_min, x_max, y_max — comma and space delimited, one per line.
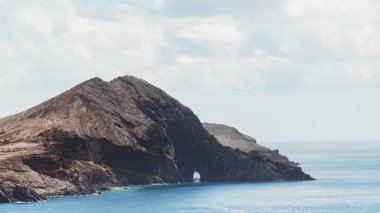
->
203, 123, 300, 166
0, 75, 313, 203
203, 123, 266, 152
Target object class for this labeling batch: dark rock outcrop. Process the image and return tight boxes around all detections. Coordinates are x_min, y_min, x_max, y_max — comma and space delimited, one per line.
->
0, 75, 313, 203
203, 123, 304, 169
203, 123, 267, 152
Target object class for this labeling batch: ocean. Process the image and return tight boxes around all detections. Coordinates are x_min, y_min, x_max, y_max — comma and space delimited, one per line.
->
1, 141, 379, 213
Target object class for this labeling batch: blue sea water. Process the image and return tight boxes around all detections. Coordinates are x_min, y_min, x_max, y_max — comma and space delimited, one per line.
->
1, 141, 380, 213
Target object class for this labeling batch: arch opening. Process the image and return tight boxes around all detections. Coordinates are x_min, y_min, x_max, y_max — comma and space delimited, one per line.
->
193, 171, 201, 182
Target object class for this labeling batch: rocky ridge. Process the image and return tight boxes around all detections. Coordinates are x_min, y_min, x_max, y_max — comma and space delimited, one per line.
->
203, 123, 299, 166
0, 75, 313, 203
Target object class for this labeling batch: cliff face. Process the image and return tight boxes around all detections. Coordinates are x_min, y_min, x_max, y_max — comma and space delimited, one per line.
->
0, 75, 313, 203
203, 123, 267, 152
203, 123, 303, 168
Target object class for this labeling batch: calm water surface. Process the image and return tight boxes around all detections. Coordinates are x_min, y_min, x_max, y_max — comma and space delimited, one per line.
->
1, 141, 379, 213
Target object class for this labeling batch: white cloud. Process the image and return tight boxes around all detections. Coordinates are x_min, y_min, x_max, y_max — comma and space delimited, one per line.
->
176, 23, 243, 44
345, 61, 378, 80
0, 0, 165, 92
152, 0, 168, 10
284, 0, 380, 58
279, 0, 380, 89
13, 6, 55, 38
0, 42, 16, 57
0, 0, 380, 98
0, 63, 27, 88
147, 50, 289, 91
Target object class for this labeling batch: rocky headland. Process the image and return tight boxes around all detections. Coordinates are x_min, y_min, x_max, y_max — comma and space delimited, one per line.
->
0, 75, 313, 203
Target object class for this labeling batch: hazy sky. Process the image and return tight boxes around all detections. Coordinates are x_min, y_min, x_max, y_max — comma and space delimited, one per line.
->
1, 0, 380, 142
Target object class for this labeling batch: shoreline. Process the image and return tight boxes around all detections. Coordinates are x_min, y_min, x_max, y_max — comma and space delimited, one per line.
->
4, 179, 316, 205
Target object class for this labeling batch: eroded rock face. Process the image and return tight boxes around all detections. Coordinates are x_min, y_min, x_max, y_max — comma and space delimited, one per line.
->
203, 123, 306, 171
203, 123, 267, 152
0, 75, 313, 203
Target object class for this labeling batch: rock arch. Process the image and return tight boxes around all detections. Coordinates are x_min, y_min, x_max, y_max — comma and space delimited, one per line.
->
193, 171, 201, 182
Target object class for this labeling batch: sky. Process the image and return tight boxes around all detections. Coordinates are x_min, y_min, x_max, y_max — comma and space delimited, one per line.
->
1, 0, 380, 142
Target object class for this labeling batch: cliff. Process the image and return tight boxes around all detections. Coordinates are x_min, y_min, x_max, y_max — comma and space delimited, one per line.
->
203, 123, 265, 152
0, 75, 313, 203
203, 123, 301, 166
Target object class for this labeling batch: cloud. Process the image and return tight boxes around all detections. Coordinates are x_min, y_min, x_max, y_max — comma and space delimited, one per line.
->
147, 49, 289, 91
0, 0, 380, 97
0, 42, 16, 57
152, 0, 168, 10
177, 23, 243, 44
0, 0, 165, 92
284, 0, 380, 58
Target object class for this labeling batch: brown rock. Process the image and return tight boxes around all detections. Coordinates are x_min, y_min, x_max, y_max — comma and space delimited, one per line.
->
0, 75, 313, 203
